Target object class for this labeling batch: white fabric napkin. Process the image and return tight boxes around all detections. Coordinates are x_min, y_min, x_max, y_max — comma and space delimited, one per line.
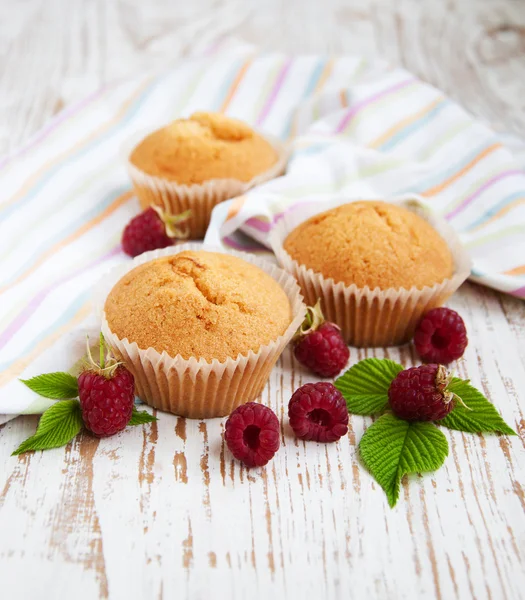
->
1, 47, 524, 423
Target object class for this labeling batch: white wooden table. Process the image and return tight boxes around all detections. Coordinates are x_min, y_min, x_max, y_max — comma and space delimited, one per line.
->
1, 2, 525, 599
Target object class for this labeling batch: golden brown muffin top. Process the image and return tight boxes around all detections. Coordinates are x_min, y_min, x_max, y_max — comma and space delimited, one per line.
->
104, 251, 292, 362
283, 201, 454, 290
129, 112, 278, 184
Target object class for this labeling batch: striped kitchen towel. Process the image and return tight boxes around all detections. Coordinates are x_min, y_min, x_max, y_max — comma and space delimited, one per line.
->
205, 62, 525, 299
1, 47, 524, 421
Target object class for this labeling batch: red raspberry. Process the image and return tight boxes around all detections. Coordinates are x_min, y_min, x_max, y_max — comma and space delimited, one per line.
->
122, 207, 173, 258
294, 302, 349, 378
414, 307, 468, 364
224, 402, 280, 468
388, 364, 455, 421
288, 382, 349, 442
78, 366, 135, 437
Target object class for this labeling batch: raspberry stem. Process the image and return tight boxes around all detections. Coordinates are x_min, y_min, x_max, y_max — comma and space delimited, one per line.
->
436, 365, 470, 411
84, 334, 121, 378
448, 392, 471, 411
294, 299, 325, 340
99, 333, 105, 370
152, 205, 192, 239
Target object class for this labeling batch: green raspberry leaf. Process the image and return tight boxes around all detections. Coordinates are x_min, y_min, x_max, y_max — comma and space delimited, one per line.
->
12, 400, 84, 456
335, 358, 403, 415
438, 378, 516, 435
20, 372, 79, 399
128, 407, 158, 426
359, 413, 449, 507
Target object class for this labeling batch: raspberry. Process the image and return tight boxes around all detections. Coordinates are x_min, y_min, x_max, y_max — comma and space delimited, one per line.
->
294, 301, 349, 378
224, 402, 280, 468
388, 364, 455, 421
121, 207, 190, 258
78, 366, 135, 437
288, 382, 349, 442
414, 307, 468, 364
122, 207, 173, 258
78, 335, 135, 437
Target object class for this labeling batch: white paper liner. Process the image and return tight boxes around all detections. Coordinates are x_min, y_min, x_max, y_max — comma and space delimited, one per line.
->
124, 131, 289, 239
93, 243, 306, 418
269, 196, 472, 348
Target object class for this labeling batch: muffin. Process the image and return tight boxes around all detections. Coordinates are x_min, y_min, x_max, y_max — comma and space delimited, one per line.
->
100, 245, 305, 418
127, 112, 288, 239
271, 199, 471, 347
105, 251, 292, 361
284, 201, 454, 290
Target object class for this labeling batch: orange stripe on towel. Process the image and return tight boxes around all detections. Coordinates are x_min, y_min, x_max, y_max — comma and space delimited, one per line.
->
423, 143, 502, 197
0, 190, 133, 295
220, 60, 253, 112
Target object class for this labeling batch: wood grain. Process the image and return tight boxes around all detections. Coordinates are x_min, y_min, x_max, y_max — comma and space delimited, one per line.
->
1, 0, 525, 156
2, 285, 524, 599
1, 1, 525, 599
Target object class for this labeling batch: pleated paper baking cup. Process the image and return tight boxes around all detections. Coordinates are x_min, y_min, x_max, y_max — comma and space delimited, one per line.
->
125, 133, 289, 239
94, 243, 305, 419
270, 196, 472, 348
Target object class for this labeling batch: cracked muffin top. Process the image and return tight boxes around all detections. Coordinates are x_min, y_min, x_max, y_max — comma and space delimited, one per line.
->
104, 251, 292, 361
283, 201, 454, 290
129, 112, 278, 184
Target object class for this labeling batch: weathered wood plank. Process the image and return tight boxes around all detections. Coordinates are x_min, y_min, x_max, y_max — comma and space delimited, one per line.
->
1, 0, 525, 156
1, 286, 524, 599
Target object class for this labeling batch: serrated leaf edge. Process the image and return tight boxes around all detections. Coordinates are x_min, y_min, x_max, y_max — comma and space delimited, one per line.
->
12, 400, 84, 456
128, 408, 158, 426
359, 416, 449, 508
20, 371, 79, 400
335, 358, 403, 417
439, 377, 517, 435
